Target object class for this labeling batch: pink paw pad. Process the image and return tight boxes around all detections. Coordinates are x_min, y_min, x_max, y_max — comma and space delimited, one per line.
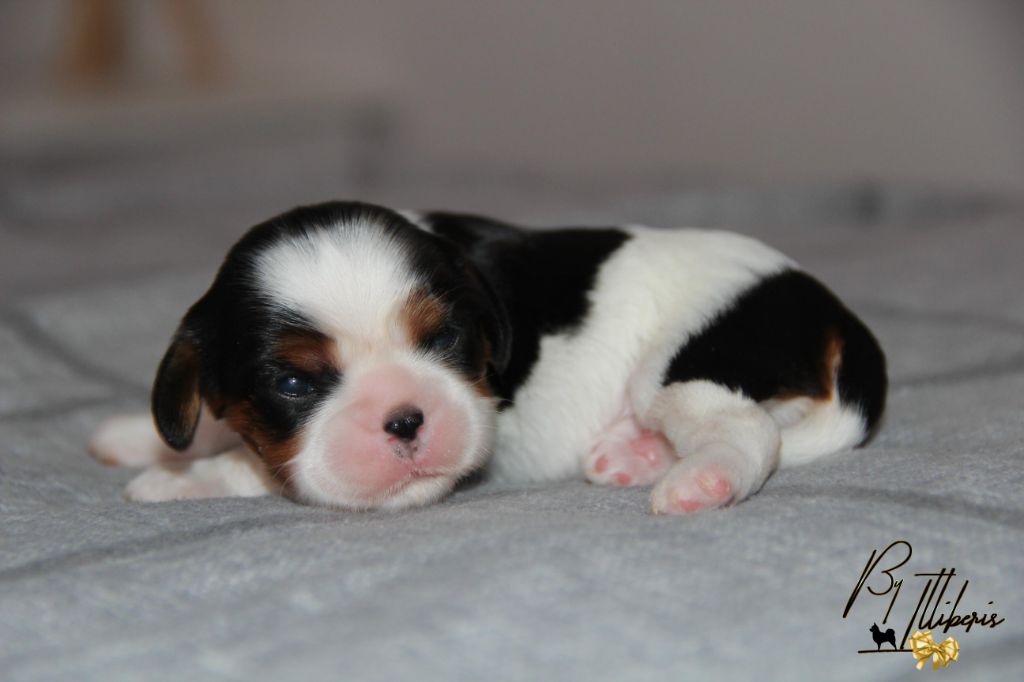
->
651, 464, 736, 515
585, 429, 675, 487
630, 434, 670, 464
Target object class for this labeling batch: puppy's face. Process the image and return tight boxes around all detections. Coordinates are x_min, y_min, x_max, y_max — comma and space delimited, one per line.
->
152, 203, 509, 509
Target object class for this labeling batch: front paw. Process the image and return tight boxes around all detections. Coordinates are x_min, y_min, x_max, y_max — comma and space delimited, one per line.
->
125, 464, 222, 502
125, 450, 277, 502
89, 415, 166, 468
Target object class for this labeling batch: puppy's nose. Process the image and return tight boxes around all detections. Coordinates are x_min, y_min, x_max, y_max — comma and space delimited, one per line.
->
383, 406, 424, 442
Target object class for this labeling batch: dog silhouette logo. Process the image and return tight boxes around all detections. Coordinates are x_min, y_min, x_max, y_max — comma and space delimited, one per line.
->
869, 623, 897, 651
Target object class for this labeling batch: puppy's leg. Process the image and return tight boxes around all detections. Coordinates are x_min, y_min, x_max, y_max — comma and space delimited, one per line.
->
125, 447, 278, 502
642, 380, 780, 515
89, 404, 240, 468
583, 407, 676, 487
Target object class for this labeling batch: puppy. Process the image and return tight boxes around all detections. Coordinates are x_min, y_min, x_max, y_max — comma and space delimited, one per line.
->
90, 201, 886, 514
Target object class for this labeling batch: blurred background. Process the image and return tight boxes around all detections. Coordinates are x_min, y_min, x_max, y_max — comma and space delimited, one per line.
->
2, 0, 1023, 299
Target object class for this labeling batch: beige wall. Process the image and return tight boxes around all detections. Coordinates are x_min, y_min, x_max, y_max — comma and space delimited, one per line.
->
3, 0, 1023, 192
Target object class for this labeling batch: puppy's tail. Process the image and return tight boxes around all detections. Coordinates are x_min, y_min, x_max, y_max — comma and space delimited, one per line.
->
776, 392, 867, 468
775, 310, 886, 467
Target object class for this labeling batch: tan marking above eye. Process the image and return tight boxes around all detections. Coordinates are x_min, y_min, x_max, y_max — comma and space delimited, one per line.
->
274, 332, 341, 374
402, 290, 447, 346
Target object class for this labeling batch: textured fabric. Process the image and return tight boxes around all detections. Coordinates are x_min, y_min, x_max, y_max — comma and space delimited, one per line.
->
2, 192, 1023, 681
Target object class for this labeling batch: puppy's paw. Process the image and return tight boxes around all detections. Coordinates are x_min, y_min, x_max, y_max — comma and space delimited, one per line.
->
585, 430, 675, 487
89, 415, 168, 468
649, 453, 738, 515
125, 464, 226, 502
125, 450, 277, 502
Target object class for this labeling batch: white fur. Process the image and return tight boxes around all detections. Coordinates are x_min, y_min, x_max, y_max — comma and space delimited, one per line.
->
90, 415, 172, 468
255, 220, 419, 343
776, 393, 866, 467
125, 448, 278, 502
487, 227, 793, 483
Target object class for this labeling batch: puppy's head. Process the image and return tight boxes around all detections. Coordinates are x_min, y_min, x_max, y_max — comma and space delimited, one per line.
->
152, 202, 510, 509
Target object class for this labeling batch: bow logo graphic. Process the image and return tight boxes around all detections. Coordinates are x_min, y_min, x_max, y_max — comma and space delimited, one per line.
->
908, 630, 960, 670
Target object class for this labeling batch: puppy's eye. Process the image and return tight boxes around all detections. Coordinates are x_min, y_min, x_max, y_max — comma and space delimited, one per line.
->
276, 374, 314, 398
428, 326, 460, 353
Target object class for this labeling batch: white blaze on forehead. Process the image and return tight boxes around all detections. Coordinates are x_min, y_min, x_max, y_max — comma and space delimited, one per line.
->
254, 220, 420, 339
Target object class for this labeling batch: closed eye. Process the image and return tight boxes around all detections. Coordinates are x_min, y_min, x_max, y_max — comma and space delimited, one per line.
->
427, 326, 460, 353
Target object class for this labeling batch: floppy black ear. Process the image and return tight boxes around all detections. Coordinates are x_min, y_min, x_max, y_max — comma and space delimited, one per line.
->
470, 266, 513, 375
479, 276, 512, 374
151, 328, 203, 450
431, 234, 514, 376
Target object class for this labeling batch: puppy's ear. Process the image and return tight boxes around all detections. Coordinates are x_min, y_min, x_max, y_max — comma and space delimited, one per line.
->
470, 267, 513, 374
151, 328, 203, 450
427, 233, 514, 374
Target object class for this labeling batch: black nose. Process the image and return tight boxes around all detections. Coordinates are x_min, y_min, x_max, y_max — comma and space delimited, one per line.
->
383, 407, 424, 441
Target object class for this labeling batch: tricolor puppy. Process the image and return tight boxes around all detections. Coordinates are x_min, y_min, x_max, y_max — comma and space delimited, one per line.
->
90, 201, 886, 514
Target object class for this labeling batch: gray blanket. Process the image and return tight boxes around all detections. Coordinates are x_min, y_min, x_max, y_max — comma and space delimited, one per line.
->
2, 187, 1022, 681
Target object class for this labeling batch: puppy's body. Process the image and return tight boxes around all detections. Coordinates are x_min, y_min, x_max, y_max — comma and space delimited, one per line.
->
91, 202, 886, 514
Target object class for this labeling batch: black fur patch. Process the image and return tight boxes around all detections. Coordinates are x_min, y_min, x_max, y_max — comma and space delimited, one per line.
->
426, 212, 631, 402
662, 269, 887, 428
